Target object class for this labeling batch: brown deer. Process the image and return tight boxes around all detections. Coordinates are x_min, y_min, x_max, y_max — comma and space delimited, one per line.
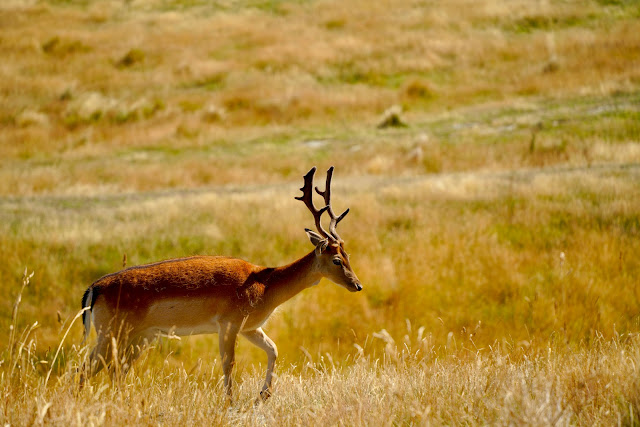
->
80, 166, 362, 402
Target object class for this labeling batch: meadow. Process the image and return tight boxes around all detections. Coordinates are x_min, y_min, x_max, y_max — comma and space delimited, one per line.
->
1, 0, 640, 424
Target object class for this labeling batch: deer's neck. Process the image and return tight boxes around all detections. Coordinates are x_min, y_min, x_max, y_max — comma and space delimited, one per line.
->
263, 250, 321, 309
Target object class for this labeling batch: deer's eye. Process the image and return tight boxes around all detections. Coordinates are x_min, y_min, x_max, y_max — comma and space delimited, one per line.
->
333, 258, 342, 266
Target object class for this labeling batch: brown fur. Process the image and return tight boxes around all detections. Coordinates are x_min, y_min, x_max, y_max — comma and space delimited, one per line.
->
89, 256, 262, 314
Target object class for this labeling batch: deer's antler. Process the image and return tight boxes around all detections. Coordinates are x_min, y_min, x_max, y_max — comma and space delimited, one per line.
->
314, 166, 349, 242
295, 167, 331, 240
296, 166, 349, 242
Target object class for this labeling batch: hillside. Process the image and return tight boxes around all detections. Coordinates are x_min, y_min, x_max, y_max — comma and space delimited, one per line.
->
1, 0, 639, 424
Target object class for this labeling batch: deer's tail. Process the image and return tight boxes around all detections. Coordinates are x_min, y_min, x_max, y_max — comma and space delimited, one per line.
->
80, 287, 98, 345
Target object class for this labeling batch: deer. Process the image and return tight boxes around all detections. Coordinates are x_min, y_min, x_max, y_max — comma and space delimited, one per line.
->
80, 166, 362, 402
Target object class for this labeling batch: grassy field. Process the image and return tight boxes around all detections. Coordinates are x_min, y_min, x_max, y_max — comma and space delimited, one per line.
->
1, 0, 640, 424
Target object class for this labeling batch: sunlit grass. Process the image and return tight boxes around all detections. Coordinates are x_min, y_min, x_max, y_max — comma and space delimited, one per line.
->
1, 0, 640, 424
1, 164, 639, 354
2, 272, 640, 425
1, 0, 639, 195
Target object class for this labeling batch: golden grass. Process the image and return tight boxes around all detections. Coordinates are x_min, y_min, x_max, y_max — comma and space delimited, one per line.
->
1, 0, 640, 423
3, 160, 638, 422
3, 279, 640, 425
1, 0, 639, 195
2, 164, 639, 354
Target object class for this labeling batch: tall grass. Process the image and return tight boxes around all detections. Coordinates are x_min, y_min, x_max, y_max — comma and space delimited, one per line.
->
1, 0, 640, 424
2, 278, 640, 425
1, 0, 639, 195
2, 165, 639, 354
1, 164, 640, 424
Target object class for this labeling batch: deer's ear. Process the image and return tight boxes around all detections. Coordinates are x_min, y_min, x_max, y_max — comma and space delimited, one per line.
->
305, 228, 324, 246
305, 228, 329, 255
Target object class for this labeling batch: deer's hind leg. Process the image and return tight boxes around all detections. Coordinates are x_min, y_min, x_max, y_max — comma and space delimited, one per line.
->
79, 329, 111, 386
81, 307, 141, 384
119, 330, 156, 376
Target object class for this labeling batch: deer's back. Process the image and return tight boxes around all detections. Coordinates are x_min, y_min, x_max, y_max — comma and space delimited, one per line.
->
88, 256, 261, 310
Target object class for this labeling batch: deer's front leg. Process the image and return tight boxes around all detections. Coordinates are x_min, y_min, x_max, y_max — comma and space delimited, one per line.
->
241, 327, 278, 402
219, 321, 240, 402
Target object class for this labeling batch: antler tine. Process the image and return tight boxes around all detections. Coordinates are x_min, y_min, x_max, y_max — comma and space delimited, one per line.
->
314, 166, 350, 241
295, 167, 331, 239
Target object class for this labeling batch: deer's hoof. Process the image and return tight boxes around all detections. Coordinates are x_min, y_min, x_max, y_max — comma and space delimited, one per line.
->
254, 388, 272, 405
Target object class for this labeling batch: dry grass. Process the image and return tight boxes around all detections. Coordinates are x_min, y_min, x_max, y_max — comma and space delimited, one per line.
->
2, 164, 640, 424
1, 0, 639, 195
1, 0, 640, 424
3, 275, 640, 425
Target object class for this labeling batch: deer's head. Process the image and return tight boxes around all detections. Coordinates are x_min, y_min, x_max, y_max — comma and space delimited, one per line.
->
296, 167, 362, 292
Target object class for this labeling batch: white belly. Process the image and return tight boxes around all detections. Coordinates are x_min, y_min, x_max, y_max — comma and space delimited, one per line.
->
143, 299, 276, 337
145, 299, 220, 336
159, 323, 220, 336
